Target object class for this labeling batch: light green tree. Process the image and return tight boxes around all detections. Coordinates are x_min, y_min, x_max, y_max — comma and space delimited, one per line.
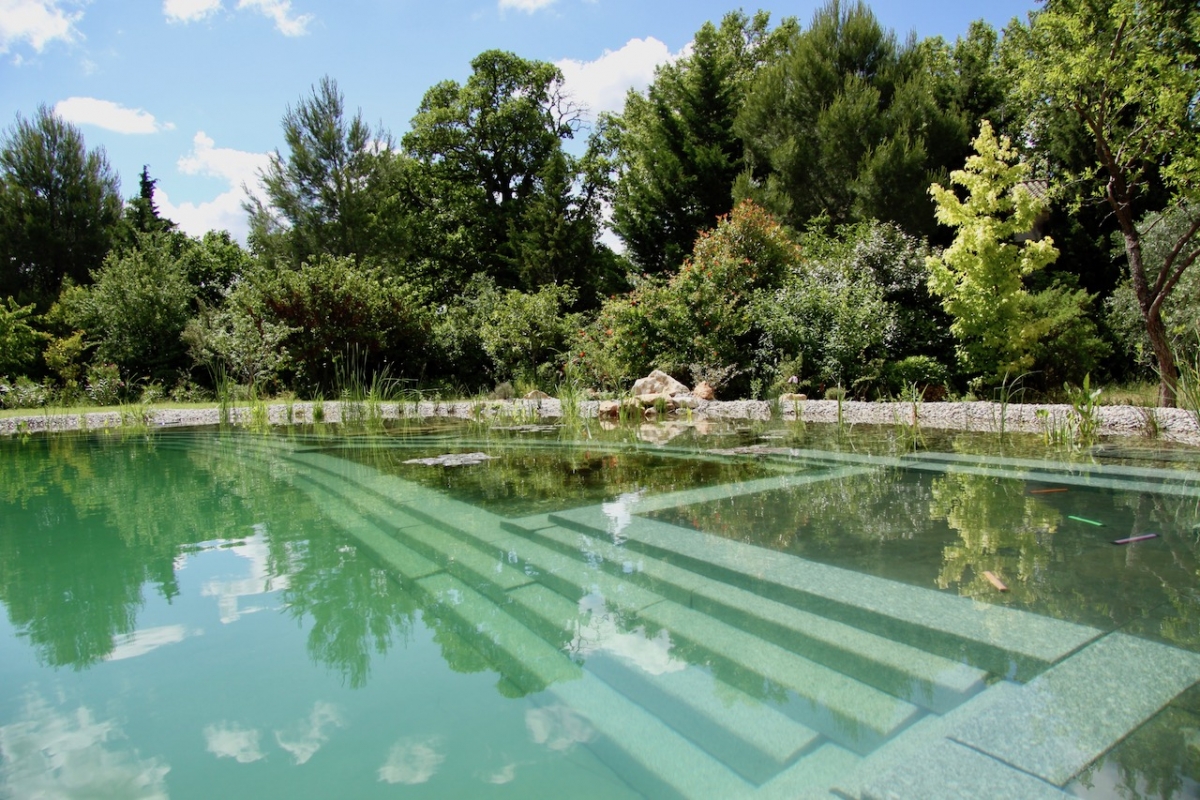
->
1007, 0, 1200, 404
0, 298, 47, 375
926, 121, 1060, 384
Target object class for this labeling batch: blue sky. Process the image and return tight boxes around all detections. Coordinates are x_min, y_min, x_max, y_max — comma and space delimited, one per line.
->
1, 0, 1038, 241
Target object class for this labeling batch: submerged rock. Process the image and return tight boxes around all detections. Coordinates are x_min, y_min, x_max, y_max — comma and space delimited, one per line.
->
403, 452, 495, 467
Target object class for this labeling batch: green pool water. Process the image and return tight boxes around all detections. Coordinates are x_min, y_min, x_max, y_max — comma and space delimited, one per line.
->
1, 420, 1199, 799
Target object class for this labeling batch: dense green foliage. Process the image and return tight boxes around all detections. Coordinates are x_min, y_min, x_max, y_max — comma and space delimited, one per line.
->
734, 1, 980, 239
600, 10, 796, 274
1008, 0, 1200, 402
248, 77, 396, 269
0, 107, 122, 307
0, 0, 1196, 406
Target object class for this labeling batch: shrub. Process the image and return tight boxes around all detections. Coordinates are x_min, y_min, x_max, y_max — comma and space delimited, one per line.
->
85, 362, 124, 406
754, 264, 893, 390
479, 282, 582, 387
883, 356, 951, 397
0, 376, 53, 409
191, 256, 432, 395
0, 298, 48, 376
581, 200, 802, 394
53, 233, 195, 382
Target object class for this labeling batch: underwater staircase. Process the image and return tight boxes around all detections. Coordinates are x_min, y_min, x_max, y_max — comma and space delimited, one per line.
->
173, 433, 1200, 799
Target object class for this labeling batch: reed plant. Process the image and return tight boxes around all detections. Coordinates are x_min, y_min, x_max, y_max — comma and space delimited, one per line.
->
335, 352, 400, 433
1177, 352, 1200, 432
992, 371, 1028, 439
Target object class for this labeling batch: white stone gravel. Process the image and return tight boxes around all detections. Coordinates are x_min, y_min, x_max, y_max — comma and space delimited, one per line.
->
1, 397, 1197, 447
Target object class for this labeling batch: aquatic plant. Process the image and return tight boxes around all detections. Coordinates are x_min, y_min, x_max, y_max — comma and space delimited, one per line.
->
992, 371, 1028, 439
1177, 352, 1200, 432
1066, 373, 1102, 447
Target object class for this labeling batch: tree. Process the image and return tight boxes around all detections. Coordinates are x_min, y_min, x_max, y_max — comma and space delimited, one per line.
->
178, 229, 253, 308
124, 166, 173, 236
403, 50, 606, 293
53, 232, 196, 381
248, 76, 394, 268
1008, 0, 1200, 404
602, 10, 796, 274
928, 121, 1105, 387
734, 0, 972, 238
0, 106, 122, 305
1106, 203, 1200, 373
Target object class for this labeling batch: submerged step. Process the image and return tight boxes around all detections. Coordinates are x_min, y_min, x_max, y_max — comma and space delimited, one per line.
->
950, 632, 1200, 787
754, 742, 862, 800
549, 507, 1101, 679
418, 574, 755, 800
550, 671, 759, 800
508, 582, 821, 785
287, 464, 534, 602
283, 455, 921, 759
625, 467, 876, 515
832, 680, 1022, 799
185, 440, 444, 584
291, 474, 441, 581
857, 739, 1069, 800
638, 601, 923, 753
902, 450, 1200, 487
417, 572, 581, 694
507, 520, 987, 714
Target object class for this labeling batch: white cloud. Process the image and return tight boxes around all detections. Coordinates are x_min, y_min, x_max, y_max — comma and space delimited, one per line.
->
525, 705, 594, 752
156, 131, 271, 242
0, 0, 83, 54
177, 131, 270, 190
0, 692, 170, 799
54, 97, 175, 134
378, 737, 444, 785
106, 625, 191, 661
485, 763, 518, 784
237, 0, 312, 36
204, 723, 264, 763
499, 0, 555, 12
556, 37, 687, 119
274, 702, 344, 766
568, 590, 687, 675
163, 0, 222, 24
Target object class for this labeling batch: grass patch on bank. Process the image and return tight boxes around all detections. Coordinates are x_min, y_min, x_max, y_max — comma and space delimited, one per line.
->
1098, 382, 1160, 407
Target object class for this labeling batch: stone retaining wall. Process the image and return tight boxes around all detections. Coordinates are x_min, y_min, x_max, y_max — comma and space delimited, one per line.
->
1, 398, 1198, 446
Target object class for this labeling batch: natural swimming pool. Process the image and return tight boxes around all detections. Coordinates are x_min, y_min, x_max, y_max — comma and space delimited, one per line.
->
1, 420, 1199, 799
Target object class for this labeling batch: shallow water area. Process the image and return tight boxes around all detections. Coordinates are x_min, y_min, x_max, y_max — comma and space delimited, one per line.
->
1, 419, 1199, 799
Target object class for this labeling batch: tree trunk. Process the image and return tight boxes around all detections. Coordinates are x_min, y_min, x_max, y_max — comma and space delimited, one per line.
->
1123, 228, 1178, 406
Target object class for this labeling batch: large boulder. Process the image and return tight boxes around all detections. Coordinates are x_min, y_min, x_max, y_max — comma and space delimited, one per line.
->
631, 370, 690, 397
